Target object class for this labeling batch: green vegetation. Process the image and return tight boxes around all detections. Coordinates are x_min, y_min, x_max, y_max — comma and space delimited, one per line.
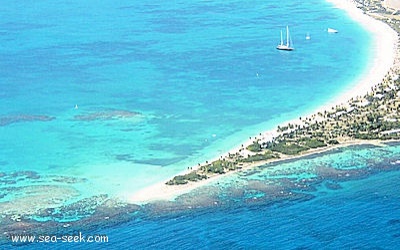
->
166, 172, 207, 185
301, 138, 327, 148
201, 159, 232, 174
268, 141, 308, 155
246, 141, 262, 152
328, 139, 339, 145
239, 151, 279, 162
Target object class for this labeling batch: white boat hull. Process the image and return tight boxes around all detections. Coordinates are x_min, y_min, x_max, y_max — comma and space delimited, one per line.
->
328, 28, 338, 33
276, 45, 294, 51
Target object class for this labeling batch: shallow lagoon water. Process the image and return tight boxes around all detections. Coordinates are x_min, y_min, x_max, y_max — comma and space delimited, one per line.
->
0, 0, 372, 199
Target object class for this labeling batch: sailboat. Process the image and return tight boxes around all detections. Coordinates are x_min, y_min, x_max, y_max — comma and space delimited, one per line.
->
327, 28, 338, 33
276, 26, 294, 51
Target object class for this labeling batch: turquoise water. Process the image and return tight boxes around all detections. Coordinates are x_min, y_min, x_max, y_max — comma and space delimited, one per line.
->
0, 0, 372, 199
2, 0, 398, 248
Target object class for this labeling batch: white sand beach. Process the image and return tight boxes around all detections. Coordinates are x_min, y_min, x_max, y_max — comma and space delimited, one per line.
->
325, 0, 398, 103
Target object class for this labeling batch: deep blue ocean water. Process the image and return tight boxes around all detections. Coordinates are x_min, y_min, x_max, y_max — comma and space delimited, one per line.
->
13, 143, 400, 249
102, 174, 400, 249
1, 0, 399, 249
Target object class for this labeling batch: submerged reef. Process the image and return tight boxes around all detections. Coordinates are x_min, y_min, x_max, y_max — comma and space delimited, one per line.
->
0, 171, 141, 244
0, 114, 55, 126
150, 144, 400, 216
1, 145, 400, 245
73, 109, 141, 121
1, 196, 141, 245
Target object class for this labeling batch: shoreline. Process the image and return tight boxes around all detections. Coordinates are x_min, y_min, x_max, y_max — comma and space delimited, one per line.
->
128, 139, 391, 204
128, 0, 399, 204
325, 0, 398, 106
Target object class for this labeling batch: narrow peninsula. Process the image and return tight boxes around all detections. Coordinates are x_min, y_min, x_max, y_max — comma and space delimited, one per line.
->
166, 0, 400, 186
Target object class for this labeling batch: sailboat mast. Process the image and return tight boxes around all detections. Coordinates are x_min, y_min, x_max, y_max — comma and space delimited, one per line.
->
277, 26, 294, 51
286, 26, 289, 47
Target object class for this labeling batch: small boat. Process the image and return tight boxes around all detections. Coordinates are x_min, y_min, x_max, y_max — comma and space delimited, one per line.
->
327, 28, 338, 33
305, 33, 311, 40
276, 26, 294, 51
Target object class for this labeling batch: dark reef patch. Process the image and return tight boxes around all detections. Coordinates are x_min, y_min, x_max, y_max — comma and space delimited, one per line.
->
0, 171, 41, 185
0, 191, 142, 245
0, 114, 55, 126
73, 109, 141, 121
132, 157, 186, 166
51, 176, 87, 184
114, 153, 185, 166
324, 181, 342, 190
